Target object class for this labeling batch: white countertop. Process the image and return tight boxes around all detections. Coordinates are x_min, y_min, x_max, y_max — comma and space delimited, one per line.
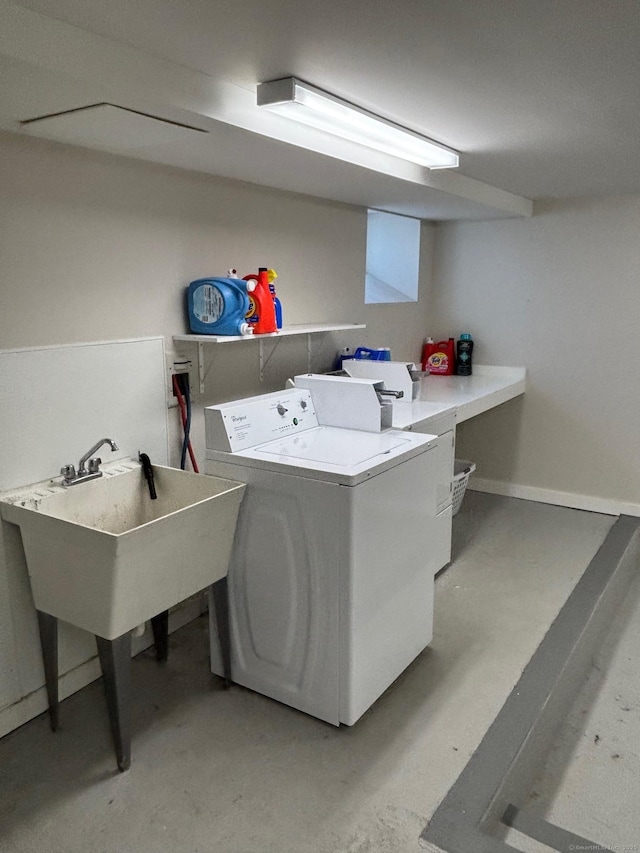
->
391, 365, 526, 430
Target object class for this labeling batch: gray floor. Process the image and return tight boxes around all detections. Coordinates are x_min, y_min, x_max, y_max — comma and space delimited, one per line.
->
501, 563, 640, 853
0, 494, 616, 853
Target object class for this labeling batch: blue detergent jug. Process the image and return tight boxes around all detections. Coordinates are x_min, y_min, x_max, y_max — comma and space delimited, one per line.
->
187, 277, 254, 336
354, 346, 391, 361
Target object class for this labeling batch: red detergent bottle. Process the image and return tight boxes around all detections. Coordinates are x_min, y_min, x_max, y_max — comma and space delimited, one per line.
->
242, 267, 278, 334
421, 337, 456, 374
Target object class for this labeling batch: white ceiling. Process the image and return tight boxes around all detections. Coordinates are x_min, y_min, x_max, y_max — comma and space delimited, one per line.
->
3, 0, 639, 217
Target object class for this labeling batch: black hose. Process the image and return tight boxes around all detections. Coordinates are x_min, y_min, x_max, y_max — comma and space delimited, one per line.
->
138, 452, 157, 499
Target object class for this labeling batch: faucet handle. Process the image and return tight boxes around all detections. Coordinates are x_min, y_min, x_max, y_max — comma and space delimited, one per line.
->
87, 457, 102, 474
60, 464, 76, 482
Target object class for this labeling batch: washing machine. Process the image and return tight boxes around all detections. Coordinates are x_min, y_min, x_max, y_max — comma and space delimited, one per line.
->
204, 388, 439, 726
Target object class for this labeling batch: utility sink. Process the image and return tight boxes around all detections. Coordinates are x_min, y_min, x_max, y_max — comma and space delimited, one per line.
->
0, 460, 245, 639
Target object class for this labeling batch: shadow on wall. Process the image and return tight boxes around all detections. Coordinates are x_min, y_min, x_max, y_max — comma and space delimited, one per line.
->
455, 395, 525, 485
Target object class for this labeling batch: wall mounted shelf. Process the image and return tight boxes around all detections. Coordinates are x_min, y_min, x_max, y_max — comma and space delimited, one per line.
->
173, 323, 366, 390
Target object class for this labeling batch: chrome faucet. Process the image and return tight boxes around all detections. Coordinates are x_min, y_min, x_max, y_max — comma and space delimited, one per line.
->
61, 438, 119, 486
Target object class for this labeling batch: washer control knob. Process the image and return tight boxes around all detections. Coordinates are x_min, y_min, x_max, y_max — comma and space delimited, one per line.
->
277, 404, 288, 416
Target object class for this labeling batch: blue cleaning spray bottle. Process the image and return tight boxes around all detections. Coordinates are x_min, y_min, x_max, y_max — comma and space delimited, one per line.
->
187, 277, 255, 336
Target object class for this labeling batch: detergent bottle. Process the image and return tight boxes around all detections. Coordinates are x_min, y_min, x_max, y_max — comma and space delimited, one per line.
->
267, 269, 283, 329
242, 267, 278, 334
421, 337, 455, 374
187, 277, 254, 336
456, 333, 474, 375
353, 346, 391, 361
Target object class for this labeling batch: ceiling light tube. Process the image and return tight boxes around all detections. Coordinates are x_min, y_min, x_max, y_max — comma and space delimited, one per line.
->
257, 77, 459, 170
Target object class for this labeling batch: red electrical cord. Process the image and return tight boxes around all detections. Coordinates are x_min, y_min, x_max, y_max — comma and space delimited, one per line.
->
172, 374, 199, 473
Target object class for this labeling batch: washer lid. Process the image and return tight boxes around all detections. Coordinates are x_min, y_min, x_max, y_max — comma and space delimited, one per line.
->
207, 425, 436, 485
259, 427, 408, 466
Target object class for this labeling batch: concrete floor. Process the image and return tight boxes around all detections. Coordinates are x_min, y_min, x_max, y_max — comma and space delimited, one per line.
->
502, 562, 640, 853
0, 493, 616, 853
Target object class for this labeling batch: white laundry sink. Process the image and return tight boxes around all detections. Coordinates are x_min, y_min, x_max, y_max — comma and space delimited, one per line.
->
0, 462, 245, 639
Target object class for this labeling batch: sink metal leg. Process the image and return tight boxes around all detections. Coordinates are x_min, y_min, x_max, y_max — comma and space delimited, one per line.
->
151, 610, 169, 662
36, 610, 59, 732
211, 577, 232, 687
96, 632, 132, 772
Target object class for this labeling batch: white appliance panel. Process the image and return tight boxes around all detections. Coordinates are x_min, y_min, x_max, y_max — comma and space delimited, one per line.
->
392, 404, 456, 434
205, 389, 317, 452
434, 505, 453, 576
408, 421, 455, 576
293, 373, 392, 432
342, 359, 419, 401
432, 431, 455, 514
341, 449, 436, 724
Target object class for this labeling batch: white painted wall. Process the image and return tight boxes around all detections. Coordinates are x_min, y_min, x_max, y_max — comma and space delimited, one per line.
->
0, 129, 434, 358
431, 196, 640, 514
0, 130, 435, 465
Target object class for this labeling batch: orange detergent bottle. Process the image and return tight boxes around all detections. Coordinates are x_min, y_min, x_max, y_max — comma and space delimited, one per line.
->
242, 267, 278, 334
421, 337, 456, 375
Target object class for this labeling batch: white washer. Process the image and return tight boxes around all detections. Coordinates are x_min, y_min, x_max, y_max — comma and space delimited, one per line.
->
205, 388, 438, 726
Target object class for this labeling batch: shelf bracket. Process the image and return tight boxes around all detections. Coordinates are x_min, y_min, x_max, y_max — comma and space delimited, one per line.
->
172, 323, 366, 393
259, 337, 283, 382
306, 332, 328, 373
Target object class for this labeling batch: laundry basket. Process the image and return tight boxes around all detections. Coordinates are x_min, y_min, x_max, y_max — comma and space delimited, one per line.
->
452, 459, 476, 516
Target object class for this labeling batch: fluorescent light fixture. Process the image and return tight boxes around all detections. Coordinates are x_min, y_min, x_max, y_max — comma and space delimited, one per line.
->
257, 77, 459, 170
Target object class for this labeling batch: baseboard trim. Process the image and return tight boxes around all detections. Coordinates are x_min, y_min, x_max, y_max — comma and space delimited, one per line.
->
470, 477, 640, 518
